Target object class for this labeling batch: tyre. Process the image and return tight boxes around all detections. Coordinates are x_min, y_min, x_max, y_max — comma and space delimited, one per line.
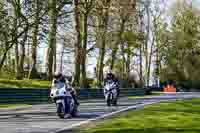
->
112, 92, 118, 106
57, 103, 65, 119
106, 94, 111, 106
71, 105, 78, 117
112, 99, 117, 106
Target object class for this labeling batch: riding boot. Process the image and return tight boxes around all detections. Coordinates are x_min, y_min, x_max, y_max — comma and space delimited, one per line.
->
71, 93, 79, 106
117, 88, 120, 98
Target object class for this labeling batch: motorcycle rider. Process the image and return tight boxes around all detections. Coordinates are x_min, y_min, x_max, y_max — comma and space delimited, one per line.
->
52, 72, 79, 114
104, 68, 120, 97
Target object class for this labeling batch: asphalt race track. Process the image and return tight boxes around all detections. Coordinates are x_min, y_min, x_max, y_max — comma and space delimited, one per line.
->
0, 93, 199, 133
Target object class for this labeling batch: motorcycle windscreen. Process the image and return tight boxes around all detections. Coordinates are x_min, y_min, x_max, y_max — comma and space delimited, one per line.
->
53, 82, 65, 89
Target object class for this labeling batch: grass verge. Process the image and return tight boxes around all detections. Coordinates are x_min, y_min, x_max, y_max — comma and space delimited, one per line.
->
81, 98, 200, 133
0, 104, 30, 108
0, 79, 50, 88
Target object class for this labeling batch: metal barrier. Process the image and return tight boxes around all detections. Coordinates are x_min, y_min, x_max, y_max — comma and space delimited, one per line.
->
0, 88, 49, 104
0, 88, 147, 104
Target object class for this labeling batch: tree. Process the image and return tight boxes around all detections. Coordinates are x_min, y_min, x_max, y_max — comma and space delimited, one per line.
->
72, 0, 95, 87
0, 0, 29, 79
146, 0, 168, 86
95, 0, 112, 87
73, 0, 81, 86
79, 0, 95, 88
29, 0, 42, 79
46, 0, 58, 80
160, 1, 200, 81
110, 0, 136, 71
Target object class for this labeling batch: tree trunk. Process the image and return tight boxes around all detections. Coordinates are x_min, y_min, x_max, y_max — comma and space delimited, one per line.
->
147, 36, 155, 86
53, 42, 57, 73
29, 0, 40, 79
18, 27, 28, 79
47, 0, 57, 80
97, 45, 106, 85
121, 45, 126, 79
80, 14, 88, 88
0, 52, 8, 71
156, 43, 160, 87
118, 19, 127, 80
111, 19, 125, 70
97, 21, 106, 86
126, 49, 131, 81
0, 32, 8, 72
60, 41, 65, 72
97, 16, 106, 86
15, 33, 20, 79
96, 0, 111, 86
139, 42, 143, 86
13, 0, 21, 79
110, 48, 117, 69
73, 0, 81, 86
145, 3, 150, 86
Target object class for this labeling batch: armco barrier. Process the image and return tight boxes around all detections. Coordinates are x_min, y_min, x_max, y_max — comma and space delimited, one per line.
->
0, 88, 50, 104
0, 88, 147, 104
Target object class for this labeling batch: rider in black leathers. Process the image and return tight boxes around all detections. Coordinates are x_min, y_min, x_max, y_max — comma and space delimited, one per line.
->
104, 71, 120, 97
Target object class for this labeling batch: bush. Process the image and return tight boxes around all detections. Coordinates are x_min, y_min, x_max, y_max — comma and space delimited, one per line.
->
160, 80, 200, 91
77, 77, 94, 88
84, 78, 94, 88
176, 81, 200, 90
91, 79, 99, 88
0, 67, 15, 79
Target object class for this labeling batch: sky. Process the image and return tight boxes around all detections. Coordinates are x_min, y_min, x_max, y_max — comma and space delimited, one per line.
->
167, 0, 200, 11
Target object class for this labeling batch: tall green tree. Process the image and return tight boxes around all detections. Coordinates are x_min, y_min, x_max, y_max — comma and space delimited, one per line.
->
96, 0, 112, 87
73, 0, 81, 86
160, 3, 200, 81
47, 0, 57, 80
29, 0, 41, 79
72, 0, 94, 87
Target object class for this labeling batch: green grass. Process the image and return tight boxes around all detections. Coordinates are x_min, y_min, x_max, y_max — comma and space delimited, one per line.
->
0, 79, 50, 88
82, 98, 200, 133
0, 104, 30, 108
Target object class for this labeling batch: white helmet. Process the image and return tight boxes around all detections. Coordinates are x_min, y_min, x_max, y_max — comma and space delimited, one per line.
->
54, 71, 62, 79
103, 66, 112, 75
107, 67, 112, 74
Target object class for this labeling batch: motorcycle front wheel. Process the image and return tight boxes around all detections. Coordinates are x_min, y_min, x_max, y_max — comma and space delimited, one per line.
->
112, 98, 118, 106
106, 94, 111, 106
57, 103, 65, 119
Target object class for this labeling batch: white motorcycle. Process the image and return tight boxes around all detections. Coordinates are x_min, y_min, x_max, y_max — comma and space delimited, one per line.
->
50, 83, 78, 118
104, 80, 118, 106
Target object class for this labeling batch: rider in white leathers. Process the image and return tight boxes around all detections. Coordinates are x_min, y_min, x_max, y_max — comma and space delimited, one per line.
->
52, 72, 79, 114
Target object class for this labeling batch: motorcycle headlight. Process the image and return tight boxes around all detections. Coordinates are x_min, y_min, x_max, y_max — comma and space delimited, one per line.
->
52, 87, 57, 90
105, 87, 110, 91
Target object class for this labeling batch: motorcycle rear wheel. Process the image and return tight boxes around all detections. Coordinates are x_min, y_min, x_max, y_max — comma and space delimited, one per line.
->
71, 105, 78, 117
